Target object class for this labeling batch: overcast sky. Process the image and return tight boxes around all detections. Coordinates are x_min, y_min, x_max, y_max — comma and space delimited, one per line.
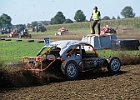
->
0, 0, 139, 25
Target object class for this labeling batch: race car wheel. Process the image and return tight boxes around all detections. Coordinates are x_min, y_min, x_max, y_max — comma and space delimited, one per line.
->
107, 57, 121, 73
37, 40, 44, 43
61, 60, 79, 80
0, 38, 5, 40
5, 39, 11, 41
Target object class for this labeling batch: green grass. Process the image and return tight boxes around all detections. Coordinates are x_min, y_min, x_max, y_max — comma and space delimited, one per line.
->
29, 27, 90, 35
0, 39, 44, 63
0, 39, 139, 64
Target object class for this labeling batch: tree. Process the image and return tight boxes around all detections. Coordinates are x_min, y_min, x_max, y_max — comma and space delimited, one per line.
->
41, 21, 50, 25
121, 6, 135, 18
31, 21, 38, 27
53, 12, 66, 24
117, 16, 120, 19
112, 16, 116, 20
63, 19, 73, 23
0, 13, 12, 24
50, 18, 56, 25
0, 13, 12, 26
102, 16, 110, 20
74, 10, 86, 22
27, 23, 32, 28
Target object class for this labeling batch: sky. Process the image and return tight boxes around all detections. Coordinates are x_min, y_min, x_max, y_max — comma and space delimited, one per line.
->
0, 0, 140, 25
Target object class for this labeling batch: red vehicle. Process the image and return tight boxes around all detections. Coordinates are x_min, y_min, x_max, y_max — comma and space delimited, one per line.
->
100, 25, 116, 36
58, 27, 68, 32
55, 27, 68, 35
8, 30, 18, 37
18, 29, 31, 38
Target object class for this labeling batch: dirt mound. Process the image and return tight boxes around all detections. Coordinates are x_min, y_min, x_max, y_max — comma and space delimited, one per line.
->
0, 65, 65, 88
1, 60, 67, 87
118, 53, 140, 65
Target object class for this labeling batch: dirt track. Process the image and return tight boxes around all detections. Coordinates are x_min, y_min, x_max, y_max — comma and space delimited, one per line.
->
27, 32, 140, 42
1, 65, 140, 100
0, 31, 140, 100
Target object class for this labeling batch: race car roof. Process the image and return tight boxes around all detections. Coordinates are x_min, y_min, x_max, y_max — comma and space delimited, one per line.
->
50, 40, 91, 49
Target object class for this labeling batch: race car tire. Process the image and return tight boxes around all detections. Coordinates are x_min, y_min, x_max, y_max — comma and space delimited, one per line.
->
5, 39, 11, 41
107, 57, 121, 74
27, 40, 34, 42
0, 38, 5, 40
37, 40, 44, 43
16, 39, 22, 42
61, 60, 79, 80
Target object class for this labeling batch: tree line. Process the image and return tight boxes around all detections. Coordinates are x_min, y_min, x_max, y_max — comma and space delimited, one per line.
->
0, 6, 136, 29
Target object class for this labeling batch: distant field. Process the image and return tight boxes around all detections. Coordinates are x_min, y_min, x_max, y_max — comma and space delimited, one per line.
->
1, 17, 140, 36
45, 17, 140, 33
18, 17, 139, 35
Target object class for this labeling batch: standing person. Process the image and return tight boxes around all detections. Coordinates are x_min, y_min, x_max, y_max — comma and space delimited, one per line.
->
90, 6, 101, 35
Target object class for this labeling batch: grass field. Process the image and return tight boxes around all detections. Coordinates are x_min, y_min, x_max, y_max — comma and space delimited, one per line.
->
0, 39, 139, 65
0, 39, 44, 63
45, 17, 140, 32
1, 17, 140, 36
23, 17, 140, 35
